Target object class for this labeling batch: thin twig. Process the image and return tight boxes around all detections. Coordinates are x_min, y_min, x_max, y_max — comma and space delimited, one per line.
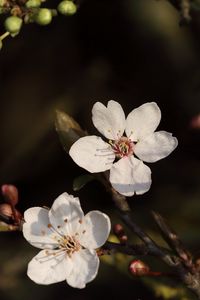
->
101, 175, 200, 298
151, 210, 194, 270
101, 241, 148, 256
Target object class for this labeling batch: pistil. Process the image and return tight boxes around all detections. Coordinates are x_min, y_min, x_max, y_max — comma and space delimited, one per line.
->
110, 136, 135, 158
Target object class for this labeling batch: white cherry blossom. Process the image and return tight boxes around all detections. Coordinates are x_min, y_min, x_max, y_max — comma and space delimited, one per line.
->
69, 101, 178, 197
23, 192, 111, 288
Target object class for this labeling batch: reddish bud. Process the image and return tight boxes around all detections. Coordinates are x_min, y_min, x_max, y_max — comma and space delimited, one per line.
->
190, 115, 200, 129
2, 184, 18, 206
129, 260, 150, 276
113, 223, 128, 244
120, 235, 128, 243
113, 223, 124, 234
0, 203, 22, 224
0, 203, 13, 218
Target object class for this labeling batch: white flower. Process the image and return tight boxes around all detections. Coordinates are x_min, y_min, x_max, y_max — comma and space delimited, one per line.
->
69, 101, 178, 196
22, 192, 111, 288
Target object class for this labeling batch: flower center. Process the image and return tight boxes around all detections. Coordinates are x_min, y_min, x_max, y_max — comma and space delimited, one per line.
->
46, 223, 81, 258
59, 235, 81, 257
110, 136, 134, 158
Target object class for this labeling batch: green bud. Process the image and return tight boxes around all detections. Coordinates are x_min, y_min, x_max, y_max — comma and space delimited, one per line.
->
25, 0, 41, 8
57, 0, 77, 16
35, 8, 52, 25
0, 39, 2, 50
4, 16, 22, 34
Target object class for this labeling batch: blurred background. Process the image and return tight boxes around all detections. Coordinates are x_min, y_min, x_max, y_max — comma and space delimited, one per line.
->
1, 0, 200, 299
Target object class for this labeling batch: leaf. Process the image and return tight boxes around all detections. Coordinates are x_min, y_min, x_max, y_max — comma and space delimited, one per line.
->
73, 174, 95, 191
55, 110, 86, 152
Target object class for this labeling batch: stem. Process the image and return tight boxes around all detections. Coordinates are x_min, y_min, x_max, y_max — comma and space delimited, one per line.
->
99, 171, 200, 298
151, 210, 194, 270
102, 176, 177, 267
0, 32, 10, 41
120, 212, 177, 267
102, 241, 148, 256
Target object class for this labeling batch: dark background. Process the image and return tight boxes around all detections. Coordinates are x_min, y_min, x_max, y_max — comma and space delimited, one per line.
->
0, 0, 200, 299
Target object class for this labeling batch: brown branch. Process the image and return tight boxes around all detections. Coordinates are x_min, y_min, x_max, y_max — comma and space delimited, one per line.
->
102, 178, 178, 267
99, 241, 148, 256
99, 173, 200, 299
151, 210, 193, 270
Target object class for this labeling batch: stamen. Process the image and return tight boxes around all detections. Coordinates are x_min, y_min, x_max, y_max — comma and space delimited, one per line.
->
95, 146, 114, 158
30, 241, 58, 247
36, 249, 65, 263
110, 136, 135, 158
96, 147, 111, 152
94, 153, 114, 157
47, 223, 64, 238
42, 224, 82, 259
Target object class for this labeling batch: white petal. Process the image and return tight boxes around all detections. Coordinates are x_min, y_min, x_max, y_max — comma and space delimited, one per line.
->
109, 156, 152, 196
69, 136, 115, 173
92, 100, 126, 140
78, 211, 111, 249
125, 102, 161, 141
67, 249, 99, 289
23, 207, 58, 249
134, 131, 178, 163
27, 249, 73, 285
49, 192, 84, 236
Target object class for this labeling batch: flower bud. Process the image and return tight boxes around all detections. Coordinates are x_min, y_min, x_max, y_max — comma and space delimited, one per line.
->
35, 8, 52, 25
4, 16, 22, 34
113, 223, 128, 244
0, 203, 22, 224
129, 260, 150, 276
2, 184, 18, 206
113, 223, 124, 235
0, 203, 13, 218
190, 114, 200, 129
57, 0, 77, 16
25, 0, 41, 8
